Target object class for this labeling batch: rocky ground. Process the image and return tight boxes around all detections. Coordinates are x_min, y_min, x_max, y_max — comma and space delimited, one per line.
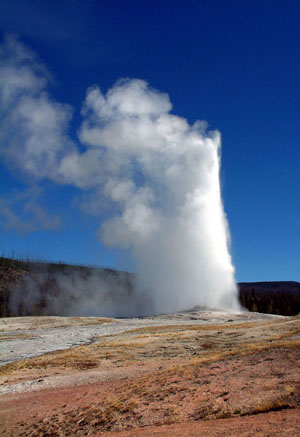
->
1, 310, 300, 436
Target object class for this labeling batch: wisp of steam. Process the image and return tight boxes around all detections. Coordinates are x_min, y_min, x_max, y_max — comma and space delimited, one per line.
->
0, 35, 240, 315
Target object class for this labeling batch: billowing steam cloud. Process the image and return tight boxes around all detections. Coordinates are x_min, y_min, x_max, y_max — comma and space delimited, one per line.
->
0, 35, 240, 314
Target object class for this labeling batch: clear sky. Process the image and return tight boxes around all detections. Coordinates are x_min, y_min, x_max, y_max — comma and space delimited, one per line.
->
0, 0, 299, 282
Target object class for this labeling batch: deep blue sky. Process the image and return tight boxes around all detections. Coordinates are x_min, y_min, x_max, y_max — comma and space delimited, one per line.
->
0, 0, 299, 281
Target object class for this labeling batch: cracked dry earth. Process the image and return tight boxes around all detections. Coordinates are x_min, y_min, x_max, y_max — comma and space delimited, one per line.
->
0, 311, 300, 436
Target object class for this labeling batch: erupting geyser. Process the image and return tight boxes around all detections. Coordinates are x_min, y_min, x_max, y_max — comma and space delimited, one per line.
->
0, 35, 240, 315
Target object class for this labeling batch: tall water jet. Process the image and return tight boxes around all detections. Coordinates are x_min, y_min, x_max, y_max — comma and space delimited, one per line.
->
79, 79, 240, 313
0, 36, 240, 315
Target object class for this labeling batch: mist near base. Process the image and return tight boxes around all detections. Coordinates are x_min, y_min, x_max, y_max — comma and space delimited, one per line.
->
1, 36, 240, 315
8, 265, 150, 318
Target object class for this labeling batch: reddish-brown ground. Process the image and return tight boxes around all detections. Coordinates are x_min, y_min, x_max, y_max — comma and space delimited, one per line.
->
1, 315, 300, 436
1, 346, 300, 436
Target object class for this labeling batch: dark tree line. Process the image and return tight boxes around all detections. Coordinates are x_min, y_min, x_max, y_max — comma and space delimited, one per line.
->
238, 281, 300, 316
1, 257, 300, 317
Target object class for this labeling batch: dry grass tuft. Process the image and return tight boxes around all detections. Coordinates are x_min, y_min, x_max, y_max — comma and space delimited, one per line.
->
0, 316, 115, 332
243, 396, 295, 416
0, 333, 36, 341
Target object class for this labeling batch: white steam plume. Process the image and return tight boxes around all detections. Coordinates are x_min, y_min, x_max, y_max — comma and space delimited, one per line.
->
0, 36, 240, 315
